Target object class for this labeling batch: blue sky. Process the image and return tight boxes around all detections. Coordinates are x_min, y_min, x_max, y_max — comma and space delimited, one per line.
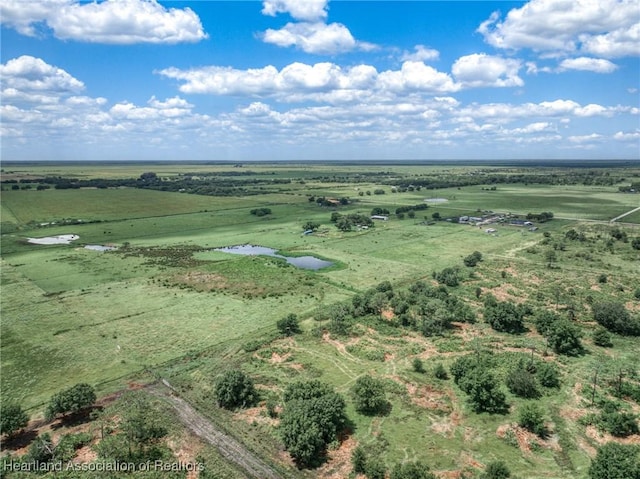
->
1, 0, 639, 161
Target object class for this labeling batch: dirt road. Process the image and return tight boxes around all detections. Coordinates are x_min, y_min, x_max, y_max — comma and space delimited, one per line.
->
149, 382, 282, 479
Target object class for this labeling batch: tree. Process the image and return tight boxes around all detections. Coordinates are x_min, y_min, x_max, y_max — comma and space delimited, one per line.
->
215, 370, 257, 409
351, 375, 388, 416
46, 383, 96, 421
546, 320, 583, 356
303, 221, 320, 232
280, 380, 347, 467
0, 403, 29, 437
592, 302, 640, 336
593, 327, 613, 347
390, 461, 436, 479
480, 461, 511, 479
431, 212, 441, 220
589, 442, 640, 479
463, 251, 483, 267
458, 369, 508, 414
277, 313, 301, 336
433, 267, 463, 287
518, 402, 546, 436
484, 301, 525, 333
506, 368, 540, 398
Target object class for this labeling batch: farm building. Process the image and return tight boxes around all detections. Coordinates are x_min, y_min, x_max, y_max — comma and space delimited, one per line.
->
371, 215, 389, 221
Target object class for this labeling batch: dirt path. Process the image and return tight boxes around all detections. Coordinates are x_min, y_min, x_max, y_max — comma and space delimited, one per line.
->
149, 382, 282, 479
610, 205, 640, 223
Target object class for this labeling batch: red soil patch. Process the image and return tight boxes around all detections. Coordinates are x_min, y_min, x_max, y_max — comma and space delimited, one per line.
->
316, 435, 358, 479
381, 308, 395, 320
232, 405, 279, 427
586, 425, 640, 445
270, 351, 292, 363
496, 423, 559, 455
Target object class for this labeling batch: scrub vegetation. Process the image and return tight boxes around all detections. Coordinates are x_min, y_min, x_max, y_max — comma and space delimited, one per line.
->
1, 161, 639, 478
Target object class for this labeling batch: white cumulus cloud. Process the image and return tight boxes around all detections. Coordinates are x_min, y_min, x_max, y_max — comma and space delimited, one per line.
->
452, 54, 523, 88
261, 0, 328, 22
0, 55, 84, 94
478, 0, 640, 58
0, 0, 207, 44
558, 57, 618, 73
401, 45, 440, 62
262, 22, 359, 55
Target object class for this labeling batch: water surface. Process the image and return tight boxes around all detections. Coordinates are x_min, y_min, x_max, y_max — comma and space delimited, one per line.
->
214, 244, 333, 270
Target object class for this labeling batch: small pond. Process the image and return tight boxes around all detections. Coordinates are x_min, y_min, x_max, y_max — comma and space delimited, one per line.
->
214, 244, 333, 270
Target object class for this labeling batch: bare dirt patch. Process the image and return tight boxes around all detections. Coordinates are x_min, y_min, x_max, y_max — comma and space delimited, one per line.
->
585, 425, 640, 445
482, 284, 526, 303
233, 405, 279, 428
174, 271, 228, 292
316, 435, 358, 479
167, 434, 205, 479
381, 308, 395, 321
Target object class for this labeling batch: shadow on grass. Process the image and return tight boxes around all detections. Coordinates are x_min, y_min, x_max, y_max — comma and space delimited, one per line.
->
1, 429, 38, 451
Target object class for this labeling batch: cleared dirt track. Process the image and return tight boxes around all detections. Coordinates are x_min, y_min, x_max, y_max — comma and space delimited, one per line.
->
149, 382, 282, 479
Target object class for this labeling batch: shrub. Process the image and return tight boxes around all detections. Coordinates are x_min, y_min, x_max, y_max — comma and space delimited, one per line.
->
506, 369, 540, 399
592, 327, 613, 347
481, 461, 511, 479
518, 402, 546, 436
412, 358, 425, 373
434, 363, 448, 380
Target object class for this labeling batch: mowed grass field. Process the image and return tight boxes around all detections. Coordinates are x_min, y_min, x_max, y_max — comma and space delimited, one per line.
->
1, 163, 639, 478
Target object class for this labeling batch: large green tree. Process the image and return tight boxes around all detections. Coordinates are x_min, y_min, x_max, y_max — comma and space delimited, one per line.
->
351, 375, 388, 416
215, 370, 257, 410
45, 383, 96, 421
279, 380, 347, 467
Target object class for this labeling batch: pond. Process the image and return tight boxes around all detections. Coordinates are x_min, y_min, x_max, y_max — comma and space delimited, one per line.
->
214, 244, 333, 270
27, 234, 79, 245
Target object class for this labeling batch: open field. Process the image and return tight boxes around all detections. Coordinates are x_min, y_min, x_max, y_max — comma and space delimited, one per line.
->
1, 162, 639, 478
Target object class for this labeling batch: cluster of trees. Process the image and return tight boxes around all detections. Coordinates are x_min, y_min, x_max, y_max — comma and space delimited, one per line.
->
483, 296, 530, 333
349, 280, 475, 337
592, 301, 640, 336
249, 207, 272, 217
394, 203, 430, 215
526, 211, 554, 222
450, 354, 509, 414
279, 380, 348, 467
589, 442, 640, 479
302, 221, 321, 232
463, 251, 483, 267
330, 212, 374, 232
310, 196, 350, 207
432, 266, 464, 287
